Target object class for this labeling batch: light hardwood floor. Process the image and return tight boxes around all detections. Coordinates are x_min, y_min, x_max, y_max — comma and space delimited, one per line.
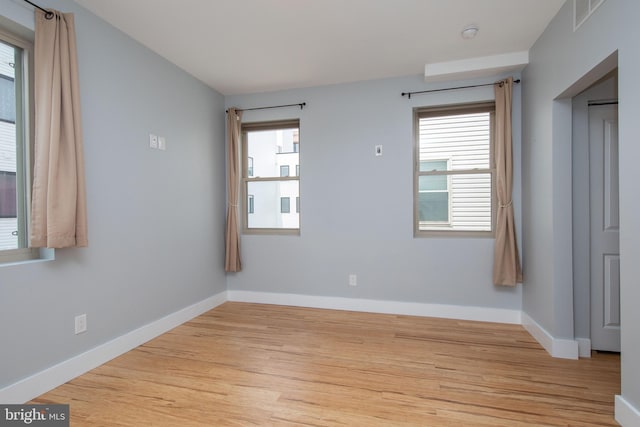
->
32, 302, 620, 426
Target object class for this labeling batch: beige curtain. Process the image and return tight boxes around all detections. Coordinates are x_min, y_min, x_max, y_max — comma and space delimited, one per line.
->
225, 108, 243, 272
30, 10, 88, 248
493, 77, 522, 285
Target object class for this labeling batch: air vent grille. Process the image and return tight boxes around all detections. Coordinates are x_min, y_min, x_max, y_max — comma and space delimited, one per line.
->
574, 0, 605, 31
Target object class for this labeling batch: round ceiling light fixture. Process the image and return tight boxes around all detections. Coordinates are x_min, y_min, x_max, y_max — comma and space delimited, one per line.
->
461, 25, 479, 40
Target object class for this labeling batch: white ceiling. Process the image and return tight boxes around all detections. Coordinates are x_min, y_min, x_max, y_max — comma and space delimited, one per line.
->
73, 0, 565, 95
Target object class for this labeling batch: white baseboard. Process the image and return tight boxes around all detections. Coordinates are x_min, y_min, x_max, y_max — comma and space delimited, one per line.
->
227, 290, 522, 324
1, 289, 588, 405
616, 395, 640, 427
521, 312, 579, 359
0, 291, 227, 404
576, 338, 592, 358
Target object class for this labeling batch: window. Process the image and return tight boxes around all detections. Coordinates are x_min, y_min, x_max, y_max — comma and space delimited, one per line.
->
0, 29, 38, 260
295, 196, 300, 213
418, 160, 449, 223
280, 197, 290, 213
0, 171, 17, 217
248, 195, 254, 214
414, 103, 495, 236
293, 130, 299, 153
242, 119, 300, 234
0, 74, 16, 123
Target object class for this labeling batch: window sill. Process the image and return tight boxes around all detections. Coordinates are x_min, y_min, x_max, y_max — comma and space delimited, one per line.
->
243, 228, 300, 236
0, 247, 55, 267
415, 230, 495, 238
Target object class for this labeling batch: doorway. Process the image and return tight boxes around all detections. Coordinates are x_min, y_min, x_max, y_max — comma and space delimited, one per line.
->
572, 71, 620, 354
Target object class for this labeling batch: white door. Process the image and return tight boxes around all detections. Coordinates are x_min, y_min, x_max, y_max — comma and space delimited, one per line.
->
589, 103, 620, 352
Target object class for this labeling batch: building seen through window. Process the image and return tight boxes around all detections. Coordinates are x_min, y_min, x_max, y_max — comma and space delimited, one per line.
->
415, 104, 495, 236
0, 40, 20, 251
242, 120, 300, 233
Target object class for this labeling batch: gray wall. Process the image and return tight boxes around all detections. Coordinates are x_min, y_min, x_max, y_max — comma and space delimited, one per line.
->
226, 73, 523, 310
522, 0, 640, 412
0, 0, 226, 388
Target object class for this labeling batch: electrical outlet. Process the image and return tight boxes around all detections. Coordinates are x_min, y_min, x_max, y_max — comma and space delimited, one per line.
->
75, 314, 87, 335
349, 274, 357, 287
375, 145, 383, 156
149, 133, 158, 149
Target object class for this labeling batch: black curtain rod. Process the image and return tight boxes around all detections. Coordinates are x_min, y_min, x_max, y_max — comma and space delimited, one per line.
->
226, 102, 306, 114
402, 79, 521, 99
588, 100, 618, 106
22, 0, 54, 19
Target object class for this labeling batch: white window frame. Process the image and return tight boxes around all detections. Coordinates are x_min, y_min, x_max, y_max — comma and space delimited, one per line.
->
413, 102, 496, 238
